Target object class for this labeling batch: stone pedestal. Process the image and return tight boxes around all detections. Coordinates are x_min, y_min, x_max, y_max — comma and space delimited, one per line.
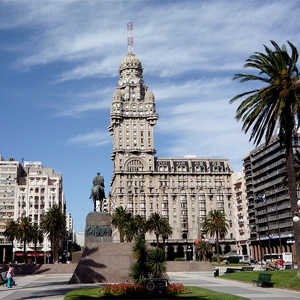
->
69, 211, 135, 284
85, 212, 112, 245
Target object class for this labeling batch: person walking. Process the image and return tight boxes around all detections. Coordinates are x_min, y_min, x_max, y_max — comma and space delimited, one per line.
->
7, 264, 15, 288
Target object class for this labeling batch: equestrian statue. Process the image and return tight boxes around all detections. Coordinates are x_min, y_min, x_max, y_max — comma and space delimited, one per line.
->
89, 172, 105, 212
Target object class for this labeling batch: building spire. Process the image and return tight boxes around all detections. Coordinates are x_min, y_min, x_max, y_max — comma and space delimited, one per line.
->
127, 22, 134, 55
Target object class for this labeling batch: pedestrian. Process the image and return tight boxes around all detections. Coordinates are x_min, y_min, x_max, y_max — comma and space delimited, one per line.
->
7, 264, 15, 288
1, 268, 7, 285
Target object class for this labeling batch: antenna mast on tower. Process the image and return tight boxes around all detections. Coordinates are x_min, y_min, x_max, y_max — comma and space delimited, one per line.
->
127, 22, 134, 55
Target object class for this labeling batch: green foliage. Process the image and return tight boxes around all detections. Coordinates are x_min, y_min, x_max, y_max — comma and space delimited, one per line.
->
195, 241, 212, 261
147, 248, 167, 278
175, 257, 185, 261
222, 269, 300, 290
227, 256, 240, 263
130, 236, 167, 284
230, 41, 300, 274
202, 210, 229, 263
40, 205, 66, 262
147, 212, 173, 248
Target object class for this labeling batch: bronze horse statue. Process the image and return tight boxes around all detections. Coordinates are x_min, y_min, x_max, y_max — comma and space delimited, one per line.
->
89, 172, 105, 212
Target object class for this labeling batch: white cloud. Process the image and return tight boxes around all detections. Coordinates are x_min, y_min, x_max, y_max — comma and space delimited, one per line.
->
66, 129, 111, 147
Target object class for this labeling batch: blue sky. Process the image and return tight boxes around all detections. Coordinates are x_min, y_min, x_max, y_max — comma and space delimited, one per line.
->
1, 0, 300, 233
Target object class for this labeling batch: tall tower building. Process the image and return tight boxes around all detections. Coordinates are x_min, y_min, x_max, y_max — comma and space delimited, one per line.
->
243, 135, 300, 262
108, 34, 236, 259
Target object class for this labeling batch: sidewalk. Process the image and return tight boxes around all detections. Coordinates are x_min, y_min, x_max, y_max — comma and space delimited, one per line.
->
1, 268, 300, 300
0, 273, 103, 300
168, 267, 300, 300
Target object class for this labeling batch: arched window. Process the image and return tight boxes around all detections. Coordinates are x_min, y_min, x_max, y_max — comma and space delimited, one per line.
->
127, 159, 144, 171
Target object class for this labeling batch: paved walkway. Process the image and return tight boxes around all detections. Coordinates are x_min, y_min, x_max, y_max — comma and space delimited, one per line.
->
0, 273, 104, 300
168, 267, 300, 300
0, 268, 299, 300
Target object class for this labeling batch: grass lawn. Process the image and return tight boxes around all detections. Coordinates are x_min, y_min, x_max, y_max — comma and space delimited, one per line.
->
221, 269, 300, 290
64, 286, 249, 300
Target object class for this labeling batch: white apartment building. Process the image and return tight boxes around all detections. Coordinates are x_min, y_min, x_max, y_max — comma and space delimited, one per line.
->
14, 161, 65, 263
232, 169, 250, 257
0, 155, 23, 263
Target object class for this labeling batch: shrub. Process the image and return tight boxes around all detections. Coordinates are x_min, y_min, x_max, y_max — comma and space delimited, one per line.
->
227, 256, 240, 263
175, 257, 185, 261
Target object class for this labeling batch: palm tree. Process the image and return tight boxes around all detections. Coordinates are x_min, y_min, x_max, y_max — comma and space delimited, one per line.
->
147, 212, 168, 248
195, 240, 212, 261
4, 220, 18, 262
40, 205, 66, 263
111, 206, 132, 242
147, 248, 167, 278
31, 224, 44, 264
17, 216, 33, 264
129, 236, 149, 284
230, 40, 300, 276
160, 220, 173, 253
123, 214, 136, 242
133, 214, 147, 238
202, 210, 229, 263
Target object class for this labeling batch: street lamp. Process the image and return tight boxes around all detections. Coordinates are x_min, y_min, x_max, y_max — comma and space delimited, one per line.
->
292, 200, 300, 222
287, 234, 295, 269
66, 240, 72, 263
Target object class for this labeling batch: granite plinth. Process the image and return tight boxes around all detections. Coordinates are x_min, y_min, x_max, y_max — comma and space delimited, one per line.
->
85, 212, 112, 245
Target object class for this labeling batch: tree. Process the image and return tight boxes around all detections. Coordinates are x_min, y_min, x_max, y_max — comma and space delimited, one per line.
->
31, 223, 44, 264
202, 210, 229, 263
195, 241, 212, 261
147, 212, 171, 248
40, 205, 66, 263
230, 40, 300, 276
129, 236, 149, 284
111, 206, 132, 242
4, 220, 18, 262
133, 214, 147, 238
17, 216, 33, 264
160, 220, 173, 253
147, 248, 167, 278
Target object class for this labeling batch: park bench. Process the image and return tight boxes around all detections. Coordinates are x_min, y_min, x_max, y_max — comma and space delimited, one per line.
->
252, 273, 274, 287
225, 267, 241, 274
241, 266, 254, 271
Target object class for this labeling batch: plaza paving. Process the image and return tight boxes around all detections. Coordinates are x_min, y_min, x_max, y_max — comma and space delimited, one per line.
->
0, 267, 300, 300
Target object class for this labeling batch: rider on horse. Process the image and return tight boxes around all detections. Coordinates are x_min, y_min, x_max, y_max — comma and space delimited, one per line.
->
89, 172, 105, 212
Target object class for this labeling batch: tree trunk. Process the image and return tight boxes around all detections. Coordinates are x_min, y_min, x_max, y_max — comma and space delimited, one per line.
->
285, 139, 300, 277
34, 242, 37, 264
156, 233, 160, 248
216, 235, 220, 263
24, 239, 27, 264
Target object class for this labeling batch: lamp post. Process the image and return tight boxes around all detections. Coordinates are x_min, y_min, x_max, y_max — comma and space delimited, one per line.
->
254, 196, 263, 265
66, 240, 71, 263
274, 187, 283, 263
287, 234, 295, 269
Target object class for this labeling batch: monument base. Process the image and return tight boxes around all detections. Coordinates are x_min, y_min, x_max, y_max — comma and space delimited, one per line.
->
85, 212, 112, 246
70, 211, 135, 283
69, 242, 135, 283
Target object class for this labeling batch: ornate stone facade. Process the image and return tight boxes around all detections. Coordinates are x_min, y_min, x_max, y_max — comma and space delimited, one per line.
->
108, 54, 236, 259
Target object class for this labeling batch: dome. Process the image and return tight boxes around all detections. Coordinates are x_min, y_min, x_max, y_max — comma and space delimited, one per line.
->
112, 89, 122, 102
120, 54, 142, 70
145, 89, 155, 102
